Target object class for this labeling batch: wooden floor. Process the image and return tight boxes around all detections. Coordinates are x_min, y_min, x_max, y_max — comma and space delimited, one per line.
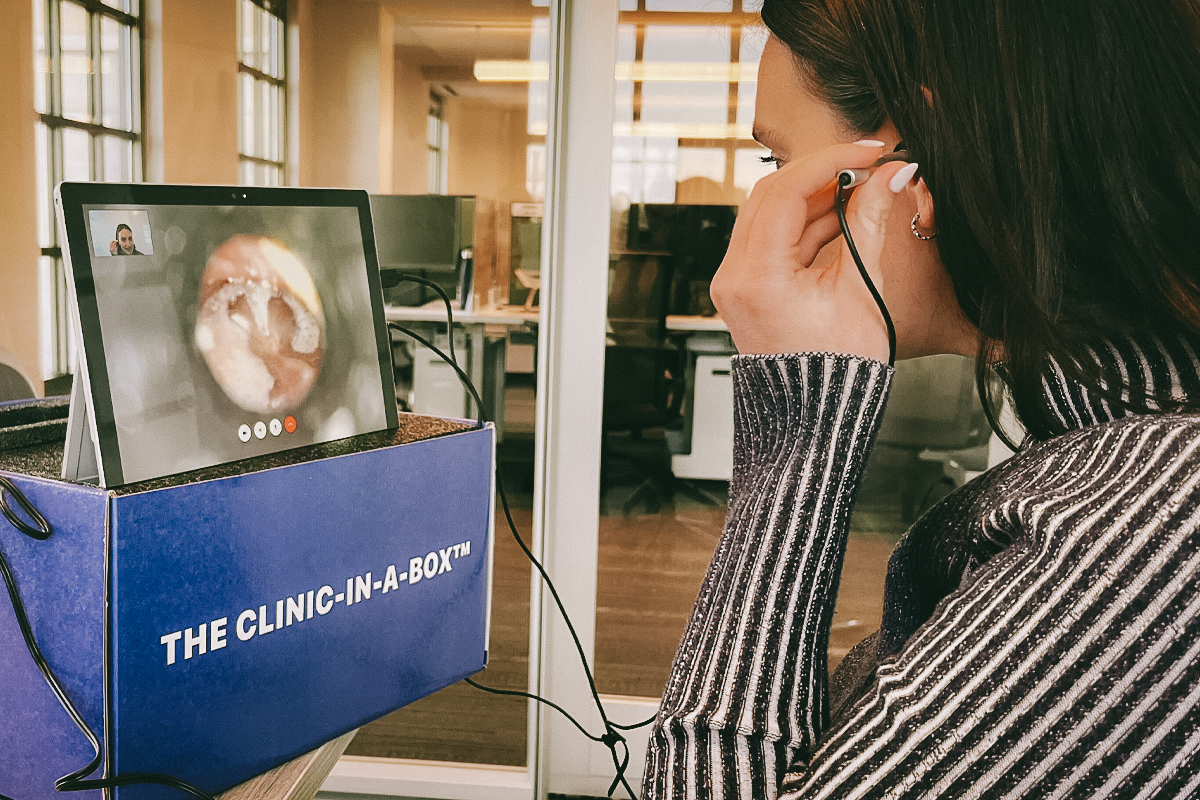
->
344, 446, 910, 768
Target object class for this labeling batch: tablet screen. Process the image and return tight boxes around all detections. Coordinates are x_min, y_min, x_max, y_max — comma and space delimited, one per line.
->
58, 185, 398, 486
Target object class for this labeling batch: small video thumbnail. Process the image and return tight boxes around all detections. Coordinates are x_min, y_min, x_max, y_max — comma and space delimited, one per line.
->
88, 209, 154, 257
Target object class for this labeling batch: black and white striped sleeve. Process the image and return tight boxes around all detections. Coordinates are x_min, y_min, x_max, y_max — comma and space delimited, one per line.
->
643, 352, 894, 800
776, 415, 1200, 799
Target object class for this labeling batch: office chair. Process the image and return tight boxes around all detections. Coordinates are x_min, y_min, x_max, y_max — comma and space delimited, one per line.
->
873, 355, 992, 521
601, 342, 687, 514
0, 346, 37, 402
601, 251, 718, 515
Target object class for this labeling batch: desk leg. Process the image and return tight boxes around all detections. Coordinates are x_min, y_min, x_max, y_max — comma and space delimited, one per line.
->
468, 325, 486, 422
482, 336, 508, 441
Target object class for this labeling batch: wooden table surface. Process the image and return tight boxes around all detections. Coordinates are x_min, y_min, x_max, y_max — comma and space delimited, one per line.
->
218, 731, 356, 800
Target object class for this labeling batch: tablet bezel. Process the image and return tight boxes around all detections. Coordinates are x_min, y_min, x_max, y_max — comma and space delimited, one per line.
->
55, 182, 399, 487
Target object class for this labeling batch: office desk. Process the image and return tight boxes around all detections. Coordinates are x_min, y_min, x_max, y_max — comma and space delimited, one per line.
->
386, 305, 537, 436
664, 317, 735, 482
387, 306, 734, 478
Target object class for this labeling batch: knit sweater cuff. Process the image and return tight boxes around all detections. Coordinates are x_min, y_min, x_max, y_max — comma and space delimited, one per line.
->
729, 353, 893, 498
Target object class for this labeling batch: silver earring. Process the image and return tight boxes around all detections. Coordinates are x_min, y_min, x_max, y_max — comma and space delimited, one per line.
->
911, 213, 937, 240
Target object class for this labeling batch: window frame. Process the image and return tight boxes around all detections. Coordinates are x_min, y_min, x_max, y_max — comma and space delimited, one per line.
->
237, 0, 287, 186
35, 0, 144, 378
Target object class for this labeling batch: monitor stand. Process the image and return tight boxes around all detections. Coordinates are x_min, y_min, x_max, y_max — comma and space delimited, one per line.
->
61, 357, 100, 485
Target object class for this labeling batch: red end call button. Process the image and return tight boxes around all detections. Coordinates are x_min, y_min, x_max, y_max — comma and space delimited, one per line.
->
283, 415, 297, 434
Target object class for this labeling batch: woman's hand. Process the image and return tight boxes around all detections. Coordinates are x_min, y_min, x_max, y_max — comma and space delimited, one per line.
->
711, 141, 972, 362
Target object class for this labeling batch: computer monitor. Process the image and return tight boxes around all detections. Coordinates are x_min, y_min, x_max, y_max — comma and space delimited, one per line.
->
55, 183, 399, 487
626, 203, 737, 316
370, 194, 475, 310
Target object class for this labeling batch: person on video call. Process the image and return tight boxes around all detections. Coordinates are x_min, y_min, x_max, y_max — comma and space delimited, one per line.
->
643, 0, 1200, 797
108, 223, 142, 256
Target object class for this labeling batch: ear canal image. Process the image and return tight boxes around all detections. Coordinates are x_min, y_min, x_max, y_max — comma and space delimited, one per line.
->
194, 234, 326, 414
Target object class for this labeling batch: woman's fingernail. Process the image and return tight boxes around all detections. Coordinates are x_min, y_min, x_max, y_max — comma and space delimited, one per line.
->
854, 139, 886, 147
889, 162, 920, 193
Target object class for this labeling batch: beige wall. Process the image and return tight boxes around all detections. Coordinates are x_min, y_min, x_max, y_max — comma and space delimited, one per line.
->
0, 1, 43, 386
160, 0, 239, 184
293, 0, 315, 187
306, 0, 394, 191
446, 98, 533, 203
391, 53, 428, 194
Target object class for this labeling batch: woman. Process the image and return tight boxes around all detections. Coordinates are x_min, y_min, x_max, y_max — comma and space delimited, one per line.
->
644, 0, 1200, 797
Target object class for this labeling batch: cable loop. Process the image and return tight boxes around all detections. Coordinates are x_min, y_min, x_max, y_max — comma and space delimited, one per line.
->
0, 475, 52, 540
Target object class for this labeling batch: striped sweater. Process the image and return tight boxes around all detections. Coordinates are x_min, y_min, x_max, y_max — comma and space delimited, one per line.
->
644, 336, 1200, 799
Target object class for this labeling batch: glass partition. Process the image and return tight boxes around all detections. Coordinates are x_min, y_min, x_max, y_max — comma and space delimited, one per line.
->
339, 1, 547, 771
592, 0, 990, 712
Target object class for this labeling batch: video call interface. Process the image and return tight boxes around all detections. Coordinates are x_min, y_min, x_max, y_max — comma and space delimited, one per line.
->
82, 203, 392, 484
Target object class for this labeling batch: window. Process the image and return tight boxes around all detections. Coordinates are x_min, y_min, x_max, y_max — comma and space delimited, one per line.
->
34, 0, 142, 377
237, 0, 286, 186
427, 91, 448, 194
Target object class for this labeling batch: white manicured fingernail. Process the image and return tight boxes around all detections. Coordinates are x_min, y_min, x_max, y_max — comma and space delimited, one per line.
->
889, 162, 920, 193
854, 139, 886, 147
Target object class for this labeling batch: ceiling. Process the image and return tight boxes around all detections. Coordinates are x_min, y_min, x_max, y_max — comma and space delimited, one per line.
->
384, 2, 761, 108
385, 0, 543, 105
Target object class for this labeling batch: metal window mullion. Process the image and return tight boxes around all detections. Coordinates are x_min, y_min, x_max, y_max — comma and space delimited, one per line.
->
239, 154, 283, 169
129, 17, 143, 179
48, 0, 64, 120
39, 114, 138, 140
253, 1, 263, 75
236, 68, 246, 157
89, 9, 104, 179
70, 0, 136, 27
256, 76, 267, 169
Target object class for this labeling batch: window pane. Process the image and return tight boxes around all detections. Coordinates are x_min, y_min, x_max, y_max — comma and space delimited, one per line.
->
239, 159, 255, 186
268, 12, 284, 79
60, 2, 92, 123
240, 72, 257, 157
259, 6, 272, 73
272, 84, 285, 162
34, 1, 48, 114
275, 15, 286, 78
103, 135, 133, 182
642, 24, 730, 63
239, 0, 256, 67
647, 0, 734, 9
258, 78, 271, 158
61, 127, 92, 181
100, 16, 133, 130
36, 123, 52, 249
677, 146, 725, 185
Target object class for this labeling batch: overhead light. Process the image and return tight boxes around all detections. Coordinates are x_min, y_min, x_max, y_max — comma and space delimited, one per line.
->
525, 121, 752, 139
474, 60, 549, 82
474, 59, 757, 83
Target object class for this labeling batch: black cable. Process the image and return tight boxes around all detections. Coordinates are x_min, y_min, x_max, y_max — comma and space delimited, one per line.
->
388, 273, 459, 367
388, 280, 646, 798
835, 174, 897, 367
389, 324, 484, 431
0, 478, 216, 800
464, 677, 605, 743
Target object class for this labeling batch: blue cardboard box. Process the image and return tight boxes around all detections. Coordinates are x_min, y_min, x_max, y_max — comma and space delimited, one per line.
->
0, 421, 494, 800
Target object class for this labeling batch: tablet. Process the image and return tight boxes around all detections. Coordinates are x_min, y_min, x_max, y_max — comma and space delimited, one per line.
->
55, 183, 399, 487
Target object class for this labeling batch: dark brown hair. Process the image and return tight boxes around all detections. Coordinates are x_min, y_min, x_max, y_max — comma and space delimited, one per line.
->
762, 0, 1200, 440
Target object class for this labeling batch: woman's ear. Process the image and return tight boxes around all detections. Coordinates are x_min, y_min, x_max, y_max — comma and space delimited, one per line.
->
912, 177, 936, 236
